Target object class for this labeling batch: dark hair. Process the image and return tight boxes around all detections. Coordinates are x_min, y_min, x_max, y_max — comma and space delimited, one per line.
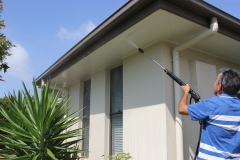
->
218, 68, 240, 95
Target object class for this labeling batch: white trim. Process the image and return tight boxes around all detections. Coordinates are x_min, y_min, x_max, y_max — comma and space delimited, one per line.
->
208, 122, 240, 131
198, 152, 240, 160
200, 143, 240, 158
219, 95, 238, 99
198, 152, 225, 160
209, 115, 240, 122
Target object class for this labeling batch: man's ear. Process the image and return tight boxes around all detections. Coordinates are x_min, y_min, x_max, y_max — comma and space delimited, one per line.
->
218, 84, 223, 93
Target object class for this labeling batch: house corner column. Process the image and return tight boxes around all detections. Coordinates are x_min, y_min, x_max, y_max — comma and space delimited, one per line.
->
68, 81, 84, 148
89, 69, 110, 160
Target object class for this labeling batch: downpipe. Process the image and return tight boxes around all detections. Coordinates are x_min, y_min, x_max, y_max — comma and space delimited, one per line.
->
173, 17, 218, 160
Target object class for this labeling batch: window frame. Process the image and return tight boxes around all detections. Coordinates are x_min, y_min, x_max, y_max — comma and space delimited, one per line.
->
109, 65, 123, 155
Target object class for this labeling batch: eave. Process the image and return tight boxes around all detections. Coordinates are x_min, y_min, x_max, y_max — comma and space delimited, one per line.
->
36, 0, 240, 85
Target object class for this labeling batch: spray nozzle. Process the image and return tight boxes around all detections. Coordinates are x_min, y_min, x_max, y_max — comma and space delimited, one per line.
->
138, 48, 144, 53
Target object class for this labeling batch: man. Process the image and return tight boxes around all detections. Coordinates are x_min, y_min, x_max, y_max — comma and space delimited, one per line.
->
178, 68, 240, 159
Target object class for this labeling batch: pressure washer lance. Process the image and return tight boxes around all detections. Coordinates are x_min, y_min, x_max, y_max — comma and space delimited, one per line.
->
138, 47, 202, 160
138, 48, 201, 102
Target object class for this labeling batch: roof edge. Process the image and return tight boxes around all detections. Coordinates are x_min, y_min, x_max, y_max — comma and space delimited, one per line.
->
36, 0, 240, 85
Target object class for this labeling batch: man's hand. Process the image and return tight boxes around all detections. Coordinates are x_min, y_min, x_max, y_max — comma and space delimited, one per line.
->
178, 84, 190, 115
180, 84, 190, 95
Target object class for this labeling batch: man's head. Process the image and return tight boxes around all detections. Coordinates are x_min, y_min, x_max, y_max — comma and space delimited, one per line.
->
214, 68, 240, 96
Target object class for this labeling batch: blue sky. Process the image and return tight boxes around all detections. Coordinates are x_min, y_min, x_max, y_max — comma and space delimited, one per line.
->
0, 0, 239, 97
0, 0, 128, 96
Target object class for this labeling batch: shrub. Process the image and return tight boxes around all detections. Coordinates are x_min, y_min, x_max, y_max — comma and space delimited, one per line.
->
102, 152, 132, 160
0, 80, 85, 159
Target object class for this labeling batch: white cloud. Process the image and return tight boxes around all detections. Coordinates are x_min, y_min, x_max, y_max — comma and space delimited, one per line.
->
57, 20, 96, 40
6, 44, 33, 83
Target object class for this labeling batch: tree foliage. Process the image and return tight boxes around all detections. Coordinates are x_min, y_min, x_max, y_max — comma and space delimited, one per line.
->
0, 0, 15, 81
0, 96, 9, 149
0, 96, 10, 126
0, 96, 9, 109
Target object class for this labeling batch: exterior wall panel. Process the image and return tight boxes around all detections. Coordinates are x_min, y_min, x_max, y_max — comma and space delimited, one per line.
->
179, 48, 240, 160
68, 81, 84, 149
89, 69, 110, 160
123, 42, 174, 160
161, 42, 176, 160
66, 41, 240, 160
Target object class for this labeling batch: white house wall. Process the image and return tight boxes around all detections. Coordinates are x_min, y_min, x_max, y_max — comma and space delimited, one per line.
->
121, 40, 240, 160
161, 42, 176, 159
68, 81, 84, 148
66, 40, 240, 160
89, 69, 110, 160
123, 42, 176, 160
178, 47, 240, 160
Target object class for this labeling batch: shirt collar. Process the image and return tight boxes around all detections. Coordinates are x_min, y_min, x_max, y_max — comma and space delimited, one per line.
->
218, 93, 238, 98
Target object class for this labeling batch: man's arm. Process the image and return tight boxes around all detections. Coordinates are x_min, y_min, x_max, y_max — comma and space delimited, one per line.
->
178, 84, 190, 115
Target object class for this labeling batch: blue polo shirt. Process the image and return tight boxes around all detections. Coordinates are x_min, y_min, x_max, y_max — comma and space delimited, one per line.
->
188, 94, 240, 160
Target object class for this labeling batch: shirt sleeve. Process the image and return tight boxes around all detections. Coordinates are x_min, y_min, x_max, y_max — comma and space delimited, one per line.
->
187, 98, 216, 121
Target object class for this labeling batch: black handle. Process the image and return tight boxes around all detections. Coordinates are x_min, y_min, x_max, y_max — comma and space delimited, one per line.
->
164, 69, 201, 101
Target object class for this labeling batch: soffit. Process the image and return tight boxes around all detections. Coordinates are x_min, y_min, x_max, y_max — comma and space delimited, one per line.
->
51, 9, 240, 88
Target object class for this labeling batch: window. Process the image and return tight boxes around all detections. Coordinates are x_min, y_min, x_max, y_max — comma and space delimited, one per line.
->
110, 66, 123, 154
82, 79, 91, 157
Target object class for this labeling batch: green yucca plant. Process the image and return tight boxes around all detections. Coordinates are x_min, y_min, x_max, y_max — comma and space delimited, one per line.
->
0, 80, 85, 159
